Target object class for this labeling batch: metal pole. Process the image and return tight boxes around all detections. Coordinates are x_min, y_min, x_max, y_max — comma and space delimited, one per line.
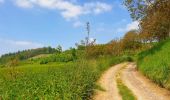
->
86, 22, 90, 46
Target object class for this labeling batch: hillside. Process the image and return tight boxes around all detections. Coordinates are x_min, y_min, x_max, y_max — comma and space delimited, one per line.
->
138, 39, 170, 90
0, 52, 131, 99
0, 47, 60, 66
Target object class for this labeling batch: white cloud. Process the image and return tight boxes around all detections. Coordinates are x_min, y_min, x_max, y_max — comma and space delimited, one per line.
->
14, 0, 112, 20
15, 0, 33, 8
0, 38, 43, 56
83, 2, 112, 14
94, 2, 112, 14
73, 21, 83, 28
116, 21, 139, 33
126, 21, 139, 31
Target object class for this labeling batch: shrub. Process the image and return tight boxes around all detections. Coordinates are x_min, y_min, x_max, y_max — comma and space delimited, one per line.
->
40, 59, 48, 64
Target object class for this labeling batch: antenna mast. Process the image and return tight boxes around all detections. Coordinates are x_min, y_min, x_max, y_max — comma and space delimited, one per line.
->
86, 22, 90, 46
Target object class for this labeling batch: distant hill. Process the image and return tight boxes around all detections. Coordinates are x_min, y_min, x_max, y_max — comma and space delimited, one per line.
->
138, 38, 170, 90
0, 47, 58, 65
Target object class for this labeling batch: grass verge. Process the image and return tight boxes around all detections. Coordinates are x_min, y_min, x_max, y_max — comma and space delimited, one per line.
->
116, 65, 136, 100
137, 39, 170, 90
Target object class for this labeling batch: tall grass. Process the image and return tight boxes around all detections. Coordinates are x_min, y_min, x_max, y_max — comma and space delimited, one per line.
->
0, 56, 129, 99
138, 39, 170, 89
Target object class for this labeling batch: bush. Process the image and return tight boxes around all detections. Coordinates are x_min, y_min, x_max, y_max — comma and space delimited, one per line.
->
40, 59, 48, 64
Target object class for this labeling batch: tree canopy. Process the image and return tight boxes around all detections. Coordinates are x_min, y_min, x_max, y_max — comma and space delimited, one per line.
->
124, 0, 170, 41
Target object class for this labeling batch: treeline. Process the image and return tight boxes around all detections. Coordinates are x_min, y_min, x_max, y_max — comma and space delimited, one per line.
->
76, 30, 148, 59
0, 46, 62, 65
81, 0, 170, 59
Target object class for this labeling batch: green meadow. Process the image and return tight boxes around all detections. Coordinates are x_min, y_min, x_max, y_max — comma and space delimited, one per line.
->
138, 39, 170, 90
0, 55, 130, 99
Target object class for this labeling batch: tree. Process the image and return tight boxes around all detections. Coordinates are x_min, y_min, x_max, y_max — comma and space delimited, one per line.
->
122, 30, 141, 50
124, 0, 155, 20
75, 40, 86, 50
107, 39, 123, 56
70, 48, 77, 60
56, 45, 62, 54
124, 0, 170, 41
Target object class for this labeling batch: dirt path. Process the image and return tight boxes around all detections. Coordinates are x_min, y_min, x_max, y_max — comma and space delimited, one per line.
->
93, 63, 127, 100
93, 62, 170, 100
121, 63, 170, 100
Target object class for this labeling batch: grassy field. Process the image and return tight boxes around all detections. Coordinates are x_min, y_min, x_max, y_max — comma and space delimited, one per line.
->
138, 39, 170, 90
0, 56, 130, 99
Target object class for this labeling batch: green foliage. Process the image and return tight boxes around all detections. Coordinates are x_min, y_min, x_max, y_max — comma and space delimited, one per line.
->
122, 30, 142, 50
123, 0, 149, 20
122, 55, 133, 62
117, 77, 136, 100
86, 44, 106, 58
138, 38, 170, 89
56, 45, 62, 54
40, 59, 48, 64
55, 53, 74, 62
0, 55, 129, 99
70, 48, 77, 60
0, 31, 143, 99
39, 52, 75, 64
0, 47, 58, 65
124, 0, 170, 41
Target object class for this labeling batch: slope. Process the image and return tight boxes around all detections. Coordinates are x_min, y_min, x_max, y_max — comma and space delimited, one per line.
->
138, 39, 170, 90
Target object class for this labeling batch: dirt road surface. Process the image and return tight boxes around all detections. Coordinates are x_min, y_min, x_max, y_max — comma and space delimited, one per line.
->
93, 62, 170, 100
122, 63, 170, 100
93, 63, 126, 100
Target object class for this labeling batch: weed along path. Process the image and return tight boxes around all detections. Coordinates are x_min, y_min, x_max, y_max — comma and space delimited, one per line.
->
93, 63, 127, 100
93, 62, 170, 100
122, 63, 170, 100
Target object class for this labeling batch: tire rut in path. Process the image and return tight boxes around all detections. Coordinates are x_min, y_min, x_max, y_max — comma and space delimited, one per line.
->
93, 63, 127, 100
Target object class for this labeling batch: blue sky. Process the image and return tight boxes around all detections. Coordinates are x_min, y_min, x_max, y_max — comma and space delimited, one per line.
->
0, 0, 139, 56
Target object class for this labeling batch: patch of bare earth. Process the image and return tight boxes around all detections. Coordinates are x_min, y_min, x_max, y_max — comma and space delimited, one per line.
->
122, 63, 170, 100
93, 63, 127, 100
